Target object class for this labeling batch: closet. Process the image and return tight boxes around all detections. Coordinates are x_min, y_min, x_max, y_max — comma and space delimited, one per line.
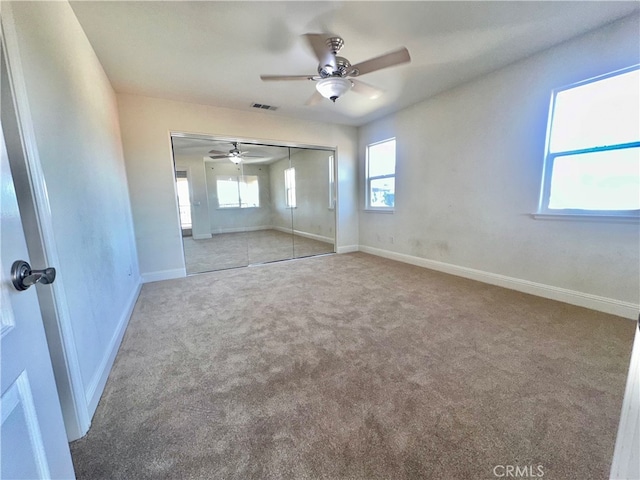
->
171, 135, 336, 273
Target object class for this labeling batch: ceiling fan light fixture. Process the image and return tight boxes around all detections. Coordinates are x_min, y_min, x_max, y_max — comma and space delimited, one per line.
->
315, 77, 352, 102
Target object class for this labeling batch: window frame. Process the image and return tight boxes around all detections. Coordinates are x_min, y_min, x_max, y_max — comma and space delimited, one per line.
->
537, 64, 640, 220
365, 138, 396, 212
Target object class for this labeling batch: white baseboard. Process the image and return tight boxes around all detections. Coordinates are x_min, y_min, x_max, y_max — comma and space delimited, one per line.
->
272, 225, 292, 234
359, 245, 639, 320
212, 225, 271, 234
293, 229, 333, 243
85, 280, 142, 415
141, 268, 185, 283
192, 233, 212, 240
272, 226, 333, 244
337, 245, 359, 254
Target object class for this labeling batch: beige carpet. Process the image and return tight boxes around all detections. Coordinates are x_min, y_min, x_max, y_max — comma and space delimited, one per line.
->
70, 253, 635, 479
183, 229, 334, 273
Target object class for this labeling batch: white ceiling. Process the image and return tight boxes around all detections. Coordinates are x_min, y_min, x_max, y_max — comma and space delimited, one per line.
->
70, 1, 638, 127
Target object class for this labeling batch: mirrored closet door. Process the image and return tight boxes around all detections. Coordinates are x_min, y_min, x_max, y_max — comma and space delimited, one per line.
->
171, 135, 335, 274
290, 147, 335, 259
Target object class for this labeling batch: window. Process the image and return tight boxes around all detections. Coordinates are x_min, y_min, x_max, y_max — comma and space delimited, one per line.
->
538, 65, 639, 218
175, 170, 192, 229
284, 167, 296, 208
328, 155, 335, 209
216, 175, 259, 208
366, 138, 396, 210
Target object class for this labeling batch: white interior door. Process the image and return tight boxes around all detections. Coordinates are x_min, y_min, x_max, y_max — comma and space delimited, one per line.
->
1, 113, 75, 477
610, 320, 640, 479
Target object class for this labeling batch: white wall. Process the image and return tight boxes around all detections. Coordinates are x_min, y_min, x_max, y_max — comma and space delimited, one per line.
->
6, 1, 140, 435
358, 14, 640, 317
117, 93, 359, 281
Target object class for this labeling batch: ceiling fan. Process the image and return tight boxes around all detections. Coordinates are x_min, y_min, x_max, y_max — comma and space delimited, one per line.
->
208, 142, 264, 164
260, 33, 411, 104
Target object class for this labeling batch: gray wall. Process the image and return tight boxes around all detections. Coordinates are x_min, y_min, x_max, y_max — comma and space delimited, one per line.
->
269, 150, 335, 242
7, 1, 140, 427
358, 13, 640, 307
290, 149, 335, 242
270, 156, 293, 232
206, 162, 273, 233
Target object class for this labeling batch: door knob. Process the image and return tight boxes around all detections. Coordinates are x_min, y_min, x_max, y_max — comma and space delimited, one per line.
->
11, 260, 56, 291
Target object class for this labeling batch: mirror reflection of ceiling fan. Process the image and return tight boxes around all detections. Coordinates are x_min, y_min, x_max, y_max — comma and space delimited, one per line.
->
261, 33, 411, 104
208, 142, 265, 164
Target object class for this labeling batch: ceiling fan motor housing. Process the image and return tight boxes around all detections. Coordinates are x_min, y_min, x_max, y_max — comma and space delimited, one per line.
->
318, 57, 352, 78
326, 37, 344, 55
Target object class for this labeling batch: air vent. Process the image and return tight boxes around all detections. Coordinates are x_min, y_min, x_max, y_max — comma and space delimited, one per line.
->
251, 103, 278, 111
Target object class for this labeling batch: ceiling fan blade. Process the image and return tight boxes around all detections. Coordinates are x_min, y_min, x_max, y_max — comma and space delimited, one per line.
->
208, 155, 231, 159
208, 149, 228, 155
349, 47, 411, 76
350, 79, 384, 99
260, 74, 316, 81
305, 90, 324, 106
303, 33, 337, 69
235, 144, 263, 158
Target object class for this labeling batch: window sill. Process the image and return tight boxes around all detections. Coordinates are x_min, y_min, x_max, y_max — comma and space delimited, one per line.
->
364, 208, 395, 214
217, 207, 260, 210
531, 212, 639, 223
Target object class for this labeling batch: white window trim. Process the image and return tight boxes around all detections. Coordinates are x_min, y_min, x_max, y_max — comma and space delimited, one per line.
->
531, 212, 639, 223
535, 64, 640, 221
365, 138, 396, 212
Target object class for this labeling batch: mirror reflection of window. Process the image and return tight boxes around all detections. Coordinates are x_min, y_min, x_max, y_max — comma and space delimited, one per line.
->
239, 176, 260, 208
175, 171, 192, 230
328, 155, 335, 210
216, 175, 260, 208
285, 167, 296, 208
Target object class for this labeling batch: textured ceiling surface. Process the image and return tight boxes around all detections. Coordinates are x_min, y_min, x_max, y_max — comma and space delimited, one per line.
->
70, 1, 638, 126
